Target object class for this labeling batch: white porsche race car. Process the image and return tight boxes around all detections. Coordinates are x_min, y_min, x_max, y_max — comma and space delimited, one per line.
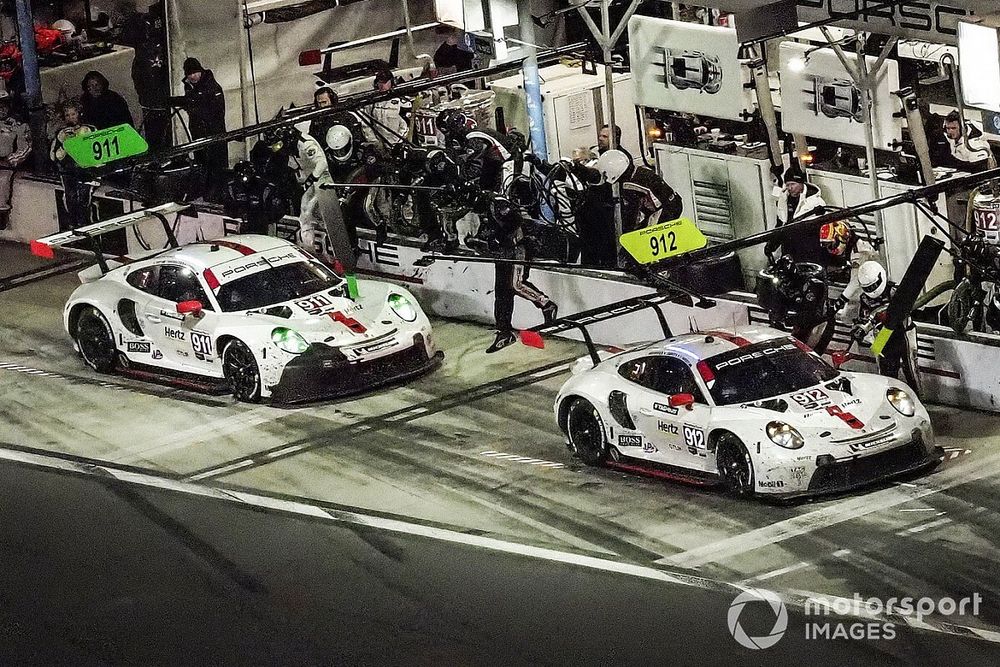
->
554, 327, 941, 499
34, 208, 440, 404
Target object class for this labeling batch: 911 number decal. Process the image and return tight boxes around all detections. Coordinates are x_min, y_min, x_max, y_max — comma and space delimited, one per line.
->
683, 424, 705, 455
295, 294, 332, 315
191, 331, 213, 357
790, 388, 831, 411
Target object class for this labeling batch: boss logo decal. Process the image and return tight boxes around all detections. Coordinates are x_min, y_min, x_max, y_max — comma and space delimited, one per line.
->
126, 341, 151, 353
618, 434, 643, 447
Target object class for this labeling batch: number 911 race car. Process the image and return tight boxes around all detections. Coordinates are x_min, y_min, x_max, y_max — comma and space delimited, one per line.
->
554, 327, 942, 500
33, 208, 441, 404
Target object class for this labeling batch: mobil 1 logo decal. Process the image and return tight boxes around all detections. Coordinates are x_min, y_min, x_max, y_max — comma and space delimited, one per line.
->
191, 332, 213, 360
683, 424, 705, 456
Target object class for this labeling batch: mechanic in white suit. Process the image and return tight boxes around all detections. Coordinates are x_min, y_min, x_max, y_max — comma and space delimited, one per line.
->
268, 126, 354, 270
365, 69, 411, 145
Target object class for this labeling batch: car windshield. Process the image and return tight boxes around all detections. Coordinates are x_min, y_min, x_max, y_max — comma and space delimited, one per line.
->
704, 339, 838, 406
216, 260, 344, 312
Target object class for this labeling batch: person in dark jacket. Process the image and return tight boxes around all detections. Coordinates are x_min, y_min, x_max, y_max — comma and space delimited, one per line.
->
181, 57, 227, 199
80, 70, 133, 130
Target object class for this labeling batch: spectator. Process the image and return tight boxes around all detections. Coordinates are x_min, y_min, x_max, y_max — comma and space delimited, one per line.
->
433, 29, 474, 73
307, 86, 337, 151
119, 0, 170, 150
49, 101, 96, 229
180, 57, 227, 199
765, 167, 828, 265
80, 70, 133, 130
0, 92, 28, 229
930, 110, 994, 173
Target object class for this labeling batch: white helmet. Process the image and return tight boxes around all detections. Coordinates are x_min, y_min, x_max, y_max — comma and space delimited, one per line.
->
858, 261, 888, 298
52, 19, 76, 38
325, 124, 353, 163
595, 149, 632, 185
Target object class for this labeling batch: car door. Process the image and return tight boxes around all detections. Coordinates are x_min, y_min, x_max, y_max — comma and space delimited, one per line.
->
621, 356, 712, 470
120, 264, 160, 362
141, 263, 221, 375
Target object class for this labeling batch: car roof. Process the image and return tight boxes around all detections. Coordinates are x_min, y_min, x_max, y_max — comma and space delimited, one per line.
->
637, 327, 789, 364
140, 235, 297, 272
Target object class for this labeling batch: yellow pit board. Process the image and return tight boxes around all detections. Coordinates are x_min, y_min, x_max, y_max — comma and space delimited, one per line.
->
619, 217, 708, 265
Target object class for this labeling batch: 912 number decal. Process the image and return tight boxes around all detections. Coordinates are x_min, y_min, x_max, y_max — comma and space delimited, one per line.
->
683, 424, 705, 455
789, 388, 831, 411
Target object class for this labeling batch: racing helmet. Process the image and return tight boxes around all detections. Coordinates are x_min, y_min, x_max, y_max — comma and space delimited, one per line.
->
52, 19, 76, 38
595, 149, 633, 185
232, 160, 257, 184
436, 108, 470, 138
819, 220, 852, 257
268, 126, 301, 154
325, 124, 354, 163
858, 261, 888, 298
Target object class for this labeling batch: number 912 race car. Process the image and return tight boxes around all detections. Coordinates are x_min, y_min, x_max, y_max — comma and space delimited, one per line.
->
33, 208, 441, 404
554, 327, 942, 500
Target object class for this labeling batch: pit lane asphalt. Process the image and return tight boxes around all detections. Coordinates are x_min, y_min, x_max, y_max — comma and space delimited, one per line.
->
4, 242, 1000, 660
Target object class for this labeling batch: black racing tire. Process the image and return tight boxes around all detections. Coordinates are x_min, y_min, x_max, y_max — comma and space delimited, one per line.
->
222, 339, 262, 403
716, 433, 755, 498
75, 306, 118, 373
566, 398, 608, 466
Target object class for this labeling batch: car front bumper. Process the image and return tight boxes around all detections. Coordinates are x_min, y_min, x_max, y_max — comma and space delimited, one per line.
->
267, 333, 442, 404
764, 427, 942, 501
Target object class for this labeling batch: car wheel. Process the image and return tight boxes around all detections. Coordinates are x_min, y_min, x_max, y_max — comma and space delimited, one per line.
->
222, 340, 262, 403
76, 306, 118, 373
716, 433, 755, 498
566, 398, 608, 466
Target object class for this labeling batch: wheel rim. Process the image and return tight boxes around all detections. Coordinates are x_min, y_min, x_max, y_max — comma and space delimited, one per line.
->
224, 343, 259, 400
78, 314, 115, 369
719, 442, 753, 495
569, 405, 603, 458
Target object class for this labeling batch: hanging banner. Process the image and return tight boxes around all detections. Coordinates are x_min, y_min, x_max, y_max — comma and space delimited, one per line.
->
794, 0, 984, 46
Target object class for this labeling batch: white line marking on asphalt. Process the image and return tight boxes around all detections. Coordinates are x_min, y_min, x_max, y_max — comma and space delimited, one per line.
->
266, 444, 305, 458
897, 517, 952, 536
832, 549, 851, 558
660, 450, 1000, 568
0, 445, 998, 645
479, 450, 565, 469
187, 460, 253, 481
745, 562, 811, 582
899, 507, 936, 512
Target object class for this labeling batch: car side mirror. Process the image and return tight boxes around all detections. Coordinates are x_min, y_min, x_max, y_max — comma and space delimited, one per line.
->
831, 351, 850, 370
669, 393, 696, 410
177, 300, 204, 317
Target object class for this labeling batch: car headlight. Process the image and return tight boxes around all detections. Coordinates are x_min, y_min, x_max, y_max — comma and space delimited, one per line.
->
271, 327, 310, 354
886, 387, 915, 417
766, 421, 804, 450
388, 293, 417, 322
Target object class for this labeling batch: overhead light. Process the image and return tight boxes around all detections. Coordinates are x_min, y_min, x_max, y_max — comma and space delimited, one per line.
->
788, 56, 807, 73
958, 15, 1000, 112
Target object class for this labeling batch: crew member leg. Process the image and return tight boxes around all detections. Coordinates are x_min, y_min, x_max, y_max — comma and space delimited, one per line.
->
297, 188, 319, 254
512, 263, 557, 323
0, 167, 14, 228
488, 262, 517, 353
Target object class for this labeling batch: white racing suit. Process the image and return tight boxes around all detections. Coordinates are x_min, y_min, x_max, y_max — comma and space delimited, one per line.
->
291, 133, 354, 269
848, 283, 922, 395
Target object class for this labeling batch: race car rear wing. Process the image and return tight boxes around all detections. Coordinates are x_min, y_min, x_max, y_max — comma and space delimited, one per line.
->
520, 291, 714, 367
31, 202, 190, 274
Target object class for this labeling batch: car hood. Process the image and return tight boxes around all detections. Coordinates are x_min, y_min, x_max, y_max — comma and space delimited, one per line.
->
729, 373, 905, 433
240, 286, 403, 346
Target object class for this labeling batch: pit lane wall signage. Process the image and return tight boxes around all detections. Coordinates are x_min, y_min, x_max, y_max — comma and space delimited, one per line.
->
795, 0, 984, 45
